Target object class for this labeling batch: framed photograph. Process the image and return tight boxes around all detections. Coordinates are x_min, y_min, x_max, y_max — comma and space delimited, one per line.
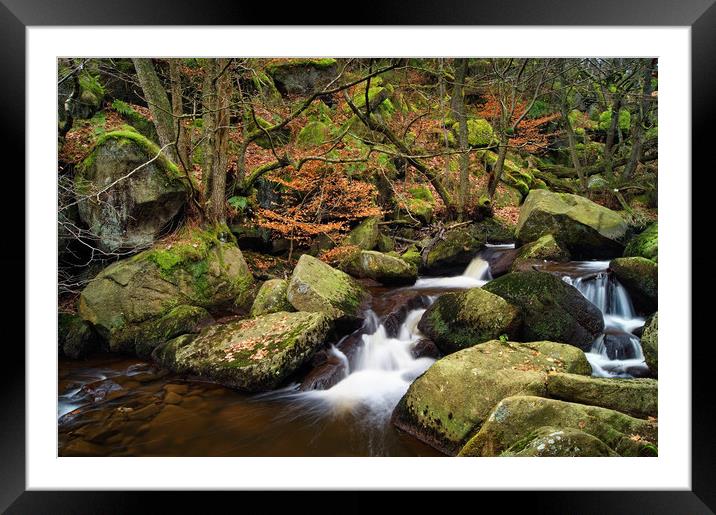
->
3, 0, 712, 511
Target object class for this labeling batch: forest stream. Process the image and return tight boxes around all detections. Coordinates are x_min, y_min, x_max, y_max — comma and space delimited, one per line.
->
58, 245, 649, 457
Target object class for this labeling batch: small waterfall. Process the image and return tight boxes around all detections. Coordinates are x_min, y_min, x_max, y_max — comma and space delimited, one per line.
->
292, 306, 436, 421
565, 263, 648, 378
413, 256, 492, 289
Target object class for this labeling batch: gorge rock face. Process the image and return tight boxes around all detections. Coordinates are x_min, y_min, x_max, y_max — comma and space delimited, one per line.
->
78, 228, 253, 356
516, 190, 628, 259
391, 340, 591, 455
417, 288, 521, 354
75, 131, 189, 253
287, 254, 368, 319
483, 271, 604, 350
458, 396, 658, 457
152, 311, 333, 392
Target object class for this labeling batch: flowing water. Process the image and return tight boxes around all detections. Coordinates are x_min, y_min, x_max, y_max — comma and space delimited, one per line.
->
58, 245, 648, 457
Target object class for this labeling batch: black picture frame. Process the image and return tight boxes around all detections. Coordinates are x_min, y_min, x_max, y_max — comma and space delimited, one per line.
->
2, 0, 712, 512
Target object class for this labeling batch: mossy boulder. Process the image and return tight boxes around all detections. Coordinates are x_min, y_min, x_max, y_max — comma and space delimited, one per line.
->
391, 340, 591, 455
401, 245, 422, 270
610, 257, 658, 313
249, 116, 292, 149
402, 186, 435, 225
624, 222, 658, 261
266, 58, 338, 96
511, 234, 570, 272
422, 219, 514, 273
452, 118, 494, 147
341, 250, 417, 286
483, 271, 604, 350
499, 426, 619, 457
546, 372, 658, 418
78, 227, 253, 355
287, 254, 368, 319
250, 279, 295, 317
152, 311, 333, 391
75, 130, 189, 253
458, 396, 658, 457
344, 217, 381, 250
417, 288, 521, 354
59, 313, 101, 359
516, 190, 629, 259
296, 120, 330, 147
476, 150, 534, 195
641, 313, 658, 377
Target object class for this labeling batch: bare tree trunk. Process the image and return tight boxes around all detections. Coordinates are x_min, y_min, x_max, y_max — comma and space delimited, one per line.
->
169, 59, 190, 172
603, 95, 622, 179
622, 58, 656, 180
132, 58, 179, 164
202, 58, 232, 224
488, 134, 509, 199
452, 59, 470, 219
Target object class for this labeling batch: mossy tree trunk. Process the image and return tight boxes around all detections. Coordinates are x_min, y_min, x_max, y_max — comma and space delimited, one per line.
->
132, 58, 179, 165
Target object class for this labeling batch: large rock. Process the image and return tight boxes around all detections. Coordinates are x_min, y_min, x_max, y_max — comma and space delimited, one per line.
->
59, 313, 101, 359
75, 130, 189, 253
250, 279, 295, 317
498, 426, 619, 457
266, 58, 339, 96
341, 250, 417, 286
287, 254, 368, 319
511, 234, 570, 272
610, 257, 658, 313
417, 288, 521, 354
79, 227, 253, 355
624, 222, 658, 261
641, 313, 658, 377
152, 311, 333, 392
391, 340, 591, 455
546, 372, 658, 418
515, 190, 628, 258
483, 271, 604, 350
422, 218, 514, 273
458, 396, 658, 457
343, 217, 381, 250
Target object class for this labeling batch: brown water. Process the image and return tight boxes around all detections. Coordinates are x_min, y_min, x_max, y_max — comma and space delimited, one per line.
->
58, 354, 441, 456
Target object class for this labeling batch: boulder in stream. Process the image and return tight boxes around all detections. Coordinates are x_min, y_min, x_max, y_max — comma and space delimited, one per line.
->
515, 190, 629, 259
391, 340, 591, 455
152, 311, 333, 392
609, 257, 658, 313
78, 226, 253, 355
287, 254, 369, 320
546, 372, 658, 418
417, 288, 521, 354
458, 395, 658, 457
59, 313, 101, 359
641, 312, 658, 377
483, 271, 604, 350
340, 250, 417, 286
250, 279, 295, 317
624, 222, 658, 261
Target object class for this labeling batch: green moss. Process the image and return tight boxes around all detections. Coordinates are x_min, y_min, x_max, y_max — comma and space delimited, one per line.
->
79, 71, 105, 99
266, 58, 337, 74
624, 222, 657, 261
598, 108, 631, 131
297, 121, 330, 147
408, 185, 434, 202
452, 118, 494, 147
81, 129, 181, 180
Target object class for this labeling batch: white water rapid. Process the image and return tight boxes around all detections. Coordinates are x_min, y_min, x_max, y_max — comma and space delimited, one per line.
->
413, 256, 492, 289
562, 262, 648, 377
